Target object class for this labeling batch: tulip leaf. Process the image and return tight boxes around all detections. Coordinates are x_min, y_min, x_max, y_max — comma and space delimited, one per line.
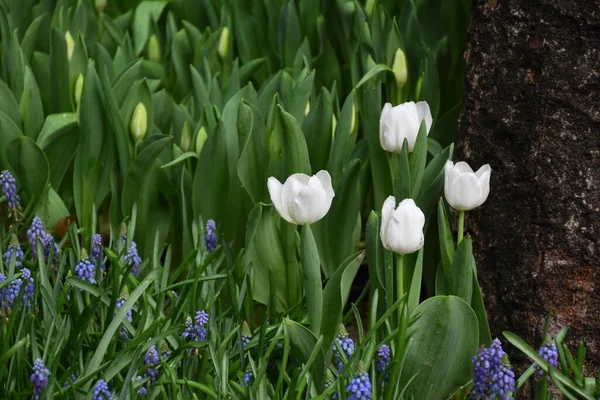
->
471, 270, 492, 346
437, 199, 455, 278
283, 319, 325, 391
416, 143, 454, 219
366, 211, 385, 295
355, 64, 394, 89
120, 78, 154, 143
0, 111, 23, 168
279, 1, 302, 68
268, 105, 312, 180
395, 139, 411, 201
38, 113, 79, 189
327, 91, 357, 184
6, 136, 49, 214
303, 87, 333, 173
400, 296, 478, 400
447, 236, 473, 304
0, 80, 22, 127
133, 1, 168, 55
313, 159, 361, 277
35, 187, 70, 232
50, 28, 71, 113
409, 121, 428, 198
238, 101, 269, 204
320, 251, 364, 363
407, 248, 424, 316
301, 225, 323, 335
20, 67, 44, 141
160, 151, 198, 169
289, 69, 315, 125
245, 205, 288, 311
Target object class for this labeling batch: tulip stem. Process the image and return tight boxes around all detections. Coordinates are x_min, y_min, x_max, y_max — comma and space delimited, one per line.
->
396, 254, 404, 325
457, 210, 465, 244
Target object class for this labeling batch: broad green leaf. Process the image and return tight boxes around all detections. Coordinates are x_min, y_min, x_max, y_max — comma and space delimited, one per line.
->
20, 67, 45, 141
471, 269, 492, 346
437, 199, 455, 278
238, 101, 269, 204
35, 187, 70, 232
400, 296, 478, 400
355, 64, 393, 89
6, 136, 49, 214
407, 248, 424, 315
301, 225, 323, 335
365, 211, 385, 294
447, 236, 473, 304
0, 110, 23, 168
283, 319, 325, 391
327, 91, 357, 184
0, 78, 22, 126
50, 28, 71, 113
268, 106, 311, 180
133, 1, 168, 55
278, 1, 302, 67
303, 87, 332, 173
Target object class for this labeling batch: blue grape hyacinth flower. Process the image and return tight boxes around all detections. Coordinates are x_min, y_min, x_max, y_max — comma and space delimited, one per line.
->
333, 323, 355, 372
0, 170, 20, 210
3, 234, 24, 268
30, 359, 50, 400
377, 344, 391, 373
182, 310, 209, 342
91, 379, 112, 400
144, 345, 160, 381
243, 366, 253, 386
535, 342, 559, 376
241, 321, 252, 347
205, 219, 217, 252
472, 338, 515, 400
27, 216, 59, 263
91, 234, 106, 270
124, 241, 141, 276
115, 286, 133, 340
74, 249, 96, 284
346, 361, 372, 400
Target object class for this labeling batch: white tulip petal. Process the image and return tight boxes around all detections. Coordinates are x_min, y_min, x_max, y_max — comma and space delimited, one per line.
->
415, 101, 433, 133
267, 177, 294, 223
315, 170, 335, 201
380, 196, 397, 251
475, 164, 491, 207
446, 173, 483, 211
454, 161, 474, 174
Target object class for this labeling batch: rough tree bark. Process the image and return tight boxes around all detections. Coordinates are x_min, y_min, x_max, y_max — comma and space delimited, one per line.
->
458, 0, 600, 367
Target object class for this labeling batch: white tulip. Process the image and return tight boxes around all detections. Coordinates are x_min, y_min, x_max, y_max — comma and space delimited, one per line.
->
379, 101, 432, 153
380, 196, 425, 255
444, 161, 491, 211
267, 171, 335, 225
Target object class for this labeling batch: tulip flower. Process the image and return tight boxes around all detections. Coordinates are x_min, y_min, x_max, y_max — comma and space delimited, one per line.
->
444, 161, 491, 211
379, 101, 432, 153
380, 196, 425, 255
130, 103, 148, 144
267, 171, 335, 225
392, 48, 408, 88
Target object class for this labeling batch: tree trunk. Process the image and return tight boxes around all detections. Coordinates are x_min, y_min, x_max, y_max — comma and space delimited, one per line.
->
458, 0, 600, 367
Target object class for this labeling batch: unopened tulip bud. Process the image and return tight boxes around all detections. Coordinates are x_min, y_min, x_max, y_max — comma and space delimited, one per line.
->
267, 170, 335, 225
304, 100, 311, 116
181, 121, 192, 152
65, 31, 75, 61
74, 74, 84, 106
331, 113, 337, 140
392, 48, 408, 88
195, 126, 208, 155
95, 0, 107, 13
444, 161, 491, 211
130, 102, 148, 143
147, 34, 161, 63
350, 103, 357, 135
218, 27, 230, 59
380, 196, 425, 255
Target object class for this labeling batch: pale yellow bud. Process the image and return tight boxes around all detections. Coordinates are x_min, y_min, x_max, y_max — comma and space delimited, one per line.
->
74, 74, 84, 106
365, 0, 376, 17
331, 113, 337, 140
392, 48, 408, 88
304, 100, 311, 116
130, 103, 148, 143
195, 126, 208, 155
218, 27, 230, 59
95, 0, 107, 13
350, 103, 357, 134
65, 31, 75, 61
181, 121, 192, 152
147, 34, 161, 63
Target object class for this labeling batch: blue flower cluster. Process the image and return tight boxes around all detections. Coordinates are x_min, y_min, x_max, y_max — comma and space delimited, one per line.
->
91, 379, 112, 400
333, 324, 355, 371
63, 374, 77, 387
241, 321, 252, 347
3, 234, 24, 268
243, 367, 253, 386
472, 339, 515, 400
377, 344, 391, 373
144, 345, 160, 381
115, 291, 133, 340
27, 217, 59, 264
124, 241, 141, 276
0, 267, 35, 312
74, 251, 97, 284
182, 310, 209, 342
0, 170, 20, 210
205, 219, 217, 252
30, 359, 50, 400
346, 361, 372, 400
536, 342, 559, 376
91, 234, 105, 270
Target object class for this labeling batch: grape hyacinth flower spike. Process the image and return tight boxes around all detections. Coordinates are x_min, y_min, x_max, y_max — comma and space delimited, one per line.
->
27, 216, 59, 264
243, 366, 253, 386
74, 249, 96, 284
536, 342, 559, 376
120, 223, 141, 275
0, 170, 21, 211
205, 219, 217, 252
3, 234, 24, 268
346, 361, 372, 400
333, 323, 355, 372
91, 379, 112, 400
472, 338, 515, 400
377, 344, 391, 373
91, 234, 105, 270
182, 310, 209, 342
143, 345, 160, 381
241, 321, 252, 347
30, 359, 50, 400
115, 286, 132, 340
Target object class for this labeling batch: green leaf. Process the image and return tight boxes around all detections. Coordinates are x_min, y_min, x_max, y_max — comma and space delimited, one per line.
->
400, 296, 479, 400
34, 187, 70, 232
303, 87, 333, 173
6, 136, 49, 214
471, 272, 492, 346
301, 225, 323, 335
133, 1, 168, 55
327, 91, 357, 184
448, 236, 474, 304
437, 199, 455, 278
279, 1, 302, 67
409, 122, 428, 197
0, 79, 22, 127
283, 319, 325, 391
50, 28, 71, 113
268, 106, 312, 181
238, 101, 269, 204
407, 248, 424, 315
365, 211, 385, 295
0, 110, 23, 168
355, 64, 393, 89
320, 251, 364, 360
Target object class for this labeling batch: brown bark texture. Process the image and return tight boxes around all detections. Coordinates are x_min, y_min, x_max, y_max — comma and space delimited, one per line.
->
458, 0, 600, 364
